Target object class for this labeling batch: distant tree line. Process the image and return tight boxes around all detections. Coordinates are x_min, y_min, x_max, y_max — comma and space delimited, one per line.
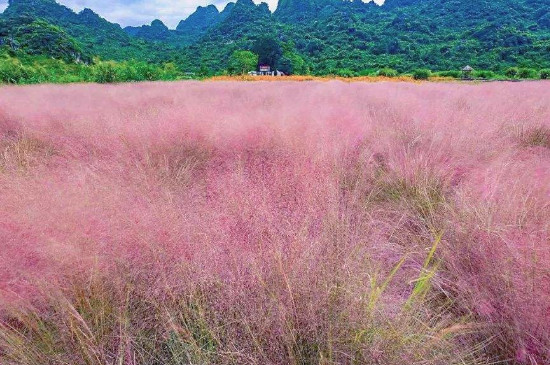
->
1, 43, 550, 85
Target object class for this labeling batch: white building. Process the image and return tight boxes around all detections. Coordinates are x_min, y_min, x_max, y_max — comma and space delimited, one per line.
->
247, 65, 285, 77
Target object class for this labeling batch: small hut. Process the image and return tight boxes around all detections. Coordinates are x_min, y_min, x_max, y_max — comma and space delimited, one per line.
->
462, 65, 474, 80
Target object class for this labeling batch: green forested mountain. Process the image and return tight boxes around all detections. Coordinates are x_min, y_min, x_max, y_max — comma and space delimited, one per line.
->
0, 0, 549, 77
0, 0, 178, 62
175, 4, 234, 42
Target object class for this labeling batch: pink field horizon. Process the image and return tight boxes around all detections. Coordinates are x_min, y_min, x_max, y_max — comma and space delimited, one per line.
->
1, 80, 549, 364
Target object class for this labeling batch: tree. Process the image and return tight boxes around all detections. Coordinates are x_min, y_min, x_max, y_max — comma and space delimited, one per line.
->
276, 56, 293, 75
276, 41, 307, 75
252, 36, 282, 70
228, 50, 258, 75
279, 52, 307, 75
162, 62, 180, 80
198, 64, 211, 77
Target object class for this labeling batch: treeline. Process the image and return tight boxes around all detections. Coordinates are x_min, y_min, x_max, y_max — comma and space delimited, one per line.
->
1, 48, 549, 85
0, 52, 194, 84
390, 67, 550, 80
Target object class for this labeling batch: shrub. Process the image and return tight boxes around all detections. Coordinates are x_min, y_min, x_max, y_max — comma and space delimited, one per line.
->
92, 61, 117, 83
0, 57, 30, 84
358, 68, 377, 76
413, 68, 431, 80
335, 68, 355, 78
517, 68, 537, 79
436, 70, 461, 78
113, 62, 139, 82
132, 61, 162, 81
540, 69, 550, 79
377, 68, 398, 77
112, 61, 163, 82
162, 62, 181, 80
22, 64, 49, 83
473, 70, 496, 79
505, 67, 519, 78
77, 65, 94, 82
198, 65, 211, 77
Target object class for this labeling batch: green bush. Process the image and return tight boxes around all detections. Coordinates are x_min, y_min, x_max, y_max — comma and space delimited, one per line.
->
335, 68, 355, 78
541, 69, 550, 79
113, 63, 139, 82
436, 70, 461, 78
162, 63, 181, 80
377, 68, 398, 77
23, 63, 49, 83
0, 57, 31, 84
518, 68, 537, 79
413, 69, 431, 80
473, 70, 496, 79
358, 69, 377, 76
227, 50, 258, 75
92, 61, 117, 83
133, 62, 162, 81
505, 67, 519, 78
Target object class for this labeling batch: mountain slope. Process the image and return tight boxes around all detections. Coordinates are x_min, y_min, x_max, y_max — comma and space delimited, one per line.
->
1, 0, 549, 74
124, 19, 175, 42
0, 15, 89, 62
185, 0, 274, 71
175, 3, 230, 41
275, 0, 343, 21
271, 0, 550, 72
1, 0, 171, 61
124, 3, 237, 45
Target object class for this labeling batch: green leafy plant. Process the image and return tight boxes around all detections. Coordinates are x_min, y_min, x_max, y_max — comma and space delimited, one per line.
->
227, 50, 258, 75
335, 68, 355, 77
436, 70, 461, 78
0, 56, 30, 83
377, 68, 398, 77
413, 69, 431, 80
518, 68, 537, 79
505, 67, 519, 78
92, 61, 117, 83
473, 70, 496, 79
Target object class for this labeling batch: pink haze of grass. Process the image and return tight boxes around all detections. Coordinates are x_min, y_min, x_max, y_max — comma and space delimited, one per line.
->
0, 81, 549, 364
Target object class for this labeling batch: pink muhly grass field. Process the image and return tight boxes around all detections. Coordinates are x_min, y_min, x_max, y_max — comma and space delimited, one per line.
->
0, 80, 549, 364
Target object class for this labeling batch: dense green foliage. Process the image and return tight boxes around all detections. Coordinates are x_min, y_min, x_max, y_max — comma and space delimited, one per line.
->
505, 67, 519, 78
228, 50, 258, 75
0, 16, 89, 62
0, 47, 193, 84
0, 0, 549, 83
377, 67, 398, 77
413, 69, 431, 80
252, 36, 283, 69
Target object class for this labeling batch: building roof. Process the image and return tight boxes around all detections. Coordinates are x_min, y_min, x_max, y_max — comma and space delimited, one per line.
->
462, 65, 474, 71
